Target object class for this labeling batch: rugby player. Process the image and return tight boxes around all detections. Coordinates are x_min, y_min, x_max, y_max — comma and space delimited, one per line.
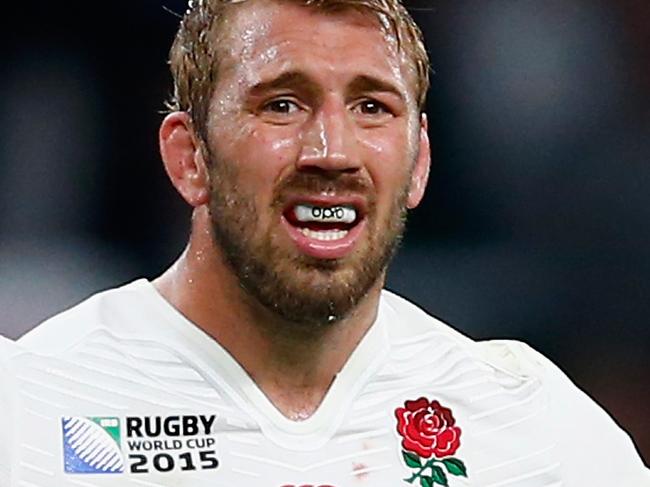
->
1, 0, 648, 485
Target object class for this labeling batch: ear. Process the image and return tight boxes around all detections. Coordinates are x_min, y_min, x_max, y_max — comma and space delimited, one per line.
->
159, 112, 211, 207
407, 113, 431, 209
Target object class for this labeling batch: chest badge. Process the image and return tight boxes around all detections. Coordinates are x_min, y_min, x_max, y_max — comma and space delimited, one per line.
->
62, 417, 124, 474
395, 398, 468, 486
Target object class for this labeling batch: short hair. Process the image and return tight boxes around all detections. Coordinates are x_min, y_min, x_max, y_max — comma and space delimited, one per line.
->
167, 0, 430, 140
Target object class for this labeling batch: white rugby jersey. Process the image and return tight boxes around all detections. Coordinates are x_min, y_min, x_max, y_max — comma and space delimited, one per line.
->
0, 279, 648, 487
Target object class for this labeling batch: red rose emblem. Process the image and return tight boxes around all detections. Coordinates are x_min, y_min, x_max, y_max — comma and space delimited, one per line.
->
395, 397, 462, 459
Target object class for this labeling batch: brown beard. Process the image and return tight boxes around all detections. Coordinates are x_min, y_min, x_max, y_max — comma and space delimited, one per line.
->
206, 150, 410, 328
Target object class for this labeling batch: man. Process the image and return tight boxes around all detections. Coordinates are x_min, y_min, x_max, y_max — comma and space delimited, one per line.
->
0, 0, 648, 486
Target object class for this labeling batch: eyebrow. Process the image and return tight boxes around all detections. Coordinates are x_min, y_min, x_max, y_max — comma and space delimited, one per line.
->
248, 71, 406, 102
347, 74, 406, 102
248, 71, 320, 97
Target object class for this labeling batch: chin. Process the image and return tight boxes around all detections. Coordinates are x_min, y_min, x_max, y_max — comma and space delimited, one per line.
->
246, 263, 377, 328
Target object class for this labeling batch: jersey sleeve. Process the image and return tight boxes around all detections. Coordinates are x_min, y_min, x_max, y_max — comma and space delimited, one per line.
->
508, 341, 650, 484
0, 337, 17, 487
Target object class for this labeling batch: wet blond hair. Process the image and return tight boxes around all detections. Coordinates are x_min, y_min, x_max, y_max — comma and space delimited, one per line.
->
167, 0, 430, 140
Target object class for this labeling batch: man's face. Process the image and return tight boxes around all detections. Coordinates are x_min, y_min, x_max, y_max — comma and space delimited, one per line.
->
202, 0, 429, 326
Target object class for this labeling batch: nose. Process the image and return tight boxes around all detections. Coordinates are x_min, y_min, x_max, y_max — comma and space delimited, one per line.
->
296, 99, 360, 174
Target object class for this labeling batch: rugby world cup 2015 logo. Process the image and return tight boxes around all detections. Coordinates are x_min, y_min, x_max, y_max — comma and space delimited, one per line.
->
62, 417, 125, 474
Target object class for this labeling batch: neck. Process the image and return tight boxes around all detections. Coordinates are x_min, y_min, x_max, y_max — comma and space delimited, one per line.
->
154, 207, 383, 421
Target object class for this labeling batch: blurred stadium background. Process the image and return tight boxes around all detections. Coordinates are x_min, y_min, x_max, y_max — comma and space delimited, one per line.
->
0, 0, 648, 462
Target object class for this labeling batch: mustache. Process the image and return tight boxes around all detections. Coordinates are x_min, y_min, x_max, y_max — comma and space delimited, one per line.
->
272, 171, 373, 205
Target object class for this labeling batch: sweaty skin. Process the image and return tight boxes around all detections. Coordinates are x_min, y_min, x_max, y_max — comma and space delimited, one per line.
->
156, 0, 430, 421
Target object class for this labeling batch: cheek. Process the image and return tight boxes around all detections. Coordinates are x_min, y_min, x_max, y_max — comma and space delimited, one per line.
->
358, 131, 390, 156
247, 127, 301, 176
265, 130, 301, 156
216, 125, 301, 195
358, 128, 415, 194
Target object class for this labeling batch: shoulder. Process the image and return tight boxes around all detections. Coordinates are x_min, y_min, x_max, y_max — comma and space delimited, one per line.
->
512, 341, 649, 478
0, 335, 20, 359
18, 279, 154, 355
0, 336, 19, 385
381, 289, 549, 379
0, 336, 23, 485
0, 335, 25, 377
381, 290, 649, 478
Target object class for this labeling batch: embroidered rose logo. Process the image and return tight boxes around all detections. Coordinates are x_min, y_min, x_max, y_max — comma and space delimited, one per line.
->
395, 398, 468, 486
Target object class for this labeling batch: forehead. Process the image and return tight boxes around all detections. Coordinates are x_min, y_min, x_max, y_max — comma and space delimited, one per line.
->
217, 0, 411, 95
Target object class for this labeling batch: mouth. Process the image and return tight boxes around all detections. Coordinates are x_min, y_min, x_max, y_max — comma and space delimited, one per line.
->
281, 196, 368, 260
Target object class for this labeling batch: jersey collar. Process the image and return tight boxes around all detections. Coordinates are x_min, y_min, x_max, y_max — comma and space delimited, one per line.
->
133, 279, 391, 449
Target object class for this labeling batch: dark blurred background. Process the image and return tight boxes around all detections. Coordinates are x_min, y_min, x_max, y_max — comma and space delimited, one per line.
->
0, 0, 648, 463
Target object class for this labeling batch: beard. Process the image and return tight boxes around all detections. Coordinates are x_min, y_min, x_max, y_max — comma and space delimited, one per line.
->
206, 151, 410, 328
